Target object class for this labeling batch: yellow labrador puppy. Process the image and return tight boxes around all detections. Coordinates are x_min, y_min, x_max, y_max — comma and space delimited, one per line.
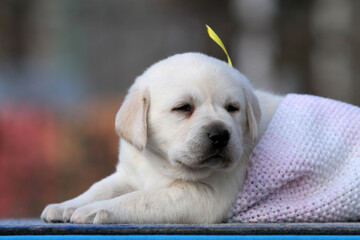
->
41, 52, 282, 224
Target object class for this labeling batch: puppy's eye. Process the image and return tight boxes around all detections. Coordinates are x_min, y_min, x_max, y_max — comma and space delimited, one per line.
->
226, 104, 239, 113
172, 104, 192, 113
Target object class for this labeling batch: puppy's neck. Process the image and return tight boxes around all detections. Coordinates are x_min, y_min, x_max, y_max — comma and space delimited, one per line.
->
142, 146, 172, 173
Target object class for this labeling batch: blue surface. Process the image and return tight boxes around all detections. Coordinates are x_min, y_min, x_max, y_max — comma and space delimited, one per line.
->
2, 219, 360, 236
2, 236, 360, 240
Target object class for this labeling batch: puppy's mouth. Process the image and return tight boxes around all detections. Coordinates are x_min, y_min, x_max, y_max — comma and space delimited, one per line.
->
176, 154, 233, 171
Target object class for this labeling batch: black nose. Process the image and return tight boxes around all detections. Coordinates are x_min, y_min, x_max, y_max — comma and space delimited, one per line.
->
208, 127, 230, 148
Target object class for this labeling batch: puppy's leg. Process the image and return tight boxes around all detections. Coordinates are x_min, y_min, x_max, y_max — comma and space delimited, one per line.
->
70, 182, 233, 224
41, 172, 133, 223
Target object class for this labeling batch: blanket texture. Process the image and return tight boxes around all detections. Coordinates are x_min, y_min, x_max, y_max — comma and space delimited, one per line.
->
230, 94, 360, 223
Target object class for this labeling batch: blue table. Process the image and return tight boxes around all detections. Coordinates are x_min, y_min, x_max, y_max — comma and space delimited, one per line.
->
1, 219, 360, 239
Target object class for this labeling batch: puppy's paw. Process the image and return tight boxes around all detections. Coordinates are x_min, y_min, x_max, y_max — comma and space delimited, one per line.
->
41, 203, 79, 223
70, 204, 115, 224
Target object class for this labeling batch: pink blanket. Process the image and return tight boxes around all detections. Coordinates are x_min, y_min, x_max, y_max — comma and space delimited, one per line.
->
230, 94, 360, 222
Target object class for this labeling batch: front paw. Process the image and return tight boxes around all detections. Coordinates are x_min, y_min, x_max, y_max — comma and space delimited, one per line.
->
70, 204, 114, 224
41, 203, 78, 223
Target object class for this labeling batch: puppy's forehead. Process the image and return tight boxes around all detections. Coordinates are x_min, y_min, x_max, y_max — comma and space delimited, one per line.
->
143, 53, 247, 98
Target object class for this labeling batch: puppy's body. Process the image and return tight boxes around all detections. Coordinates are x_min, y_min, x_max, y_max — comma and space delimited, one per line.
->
41, 53, 282, 224
255, 90, 284, 137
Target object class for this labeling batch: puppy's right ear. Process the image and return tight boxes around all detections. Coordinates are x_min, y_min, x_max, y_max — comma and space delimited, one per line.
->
115, 84, 150, 151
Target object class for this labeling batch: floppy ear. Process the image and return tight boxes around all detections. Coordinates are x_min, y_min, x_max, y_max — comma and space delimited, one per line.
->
244, 88, 261, 142
115, 85, 150, 151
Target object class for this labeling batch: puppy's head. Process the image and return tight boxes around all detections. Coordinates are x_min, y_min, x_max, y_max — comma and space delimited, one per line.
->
116, 53, 260, 181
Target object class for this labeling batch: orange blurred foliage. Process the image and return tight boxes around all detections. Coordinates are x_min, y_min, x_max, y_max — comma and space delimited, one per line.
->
0, 96, 123, 218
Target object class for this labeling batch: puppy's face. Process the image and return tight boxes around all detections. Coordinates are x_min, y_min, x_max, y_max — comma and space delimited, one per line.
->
116, 53, 260, 181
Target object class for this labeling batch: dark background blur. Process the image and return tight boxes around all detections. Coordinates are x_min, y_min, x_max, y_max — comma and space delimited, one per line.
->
0, 0, 359, 218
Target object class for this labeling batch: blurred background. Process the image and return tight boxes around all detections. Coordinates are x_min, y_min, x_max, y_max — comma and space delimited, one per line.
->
0, 0, 359, 218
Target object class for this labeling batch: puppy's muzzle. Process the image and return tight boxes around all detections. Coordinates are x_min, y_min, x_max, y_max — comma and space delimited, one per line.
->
208, 125, 230, 149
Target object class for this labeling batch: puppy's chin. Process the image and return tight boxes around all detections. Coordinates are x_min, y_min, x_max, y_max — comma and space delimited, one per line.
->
199, 154, 234, 169
172, 155, 237, 181
177, 156, 234, 171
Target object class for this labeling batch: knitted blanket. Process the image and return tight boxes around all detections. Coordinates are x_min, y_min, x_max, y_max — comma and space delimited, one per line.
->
230, 94, 360, 223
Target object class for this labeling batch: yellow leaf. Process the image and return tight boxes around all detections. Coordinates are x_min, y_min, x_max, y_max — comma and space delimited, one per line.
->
206, 25, 232, 67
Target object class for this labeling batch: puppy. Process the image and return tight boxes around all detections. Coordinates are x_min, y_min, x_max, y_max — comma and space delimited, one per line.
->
41, 52, 282, 224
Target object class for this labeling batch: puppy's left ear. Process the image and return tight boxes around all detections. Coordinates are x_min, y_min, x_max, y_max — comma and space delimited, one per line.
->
115, 84, 150, 151
244, 88, 261, 142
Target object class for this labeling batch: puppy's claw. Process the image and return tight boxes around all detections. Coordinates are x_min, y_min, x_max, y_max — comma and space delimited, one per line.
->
41, 205, 64, 223
63, 207, 76, 222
